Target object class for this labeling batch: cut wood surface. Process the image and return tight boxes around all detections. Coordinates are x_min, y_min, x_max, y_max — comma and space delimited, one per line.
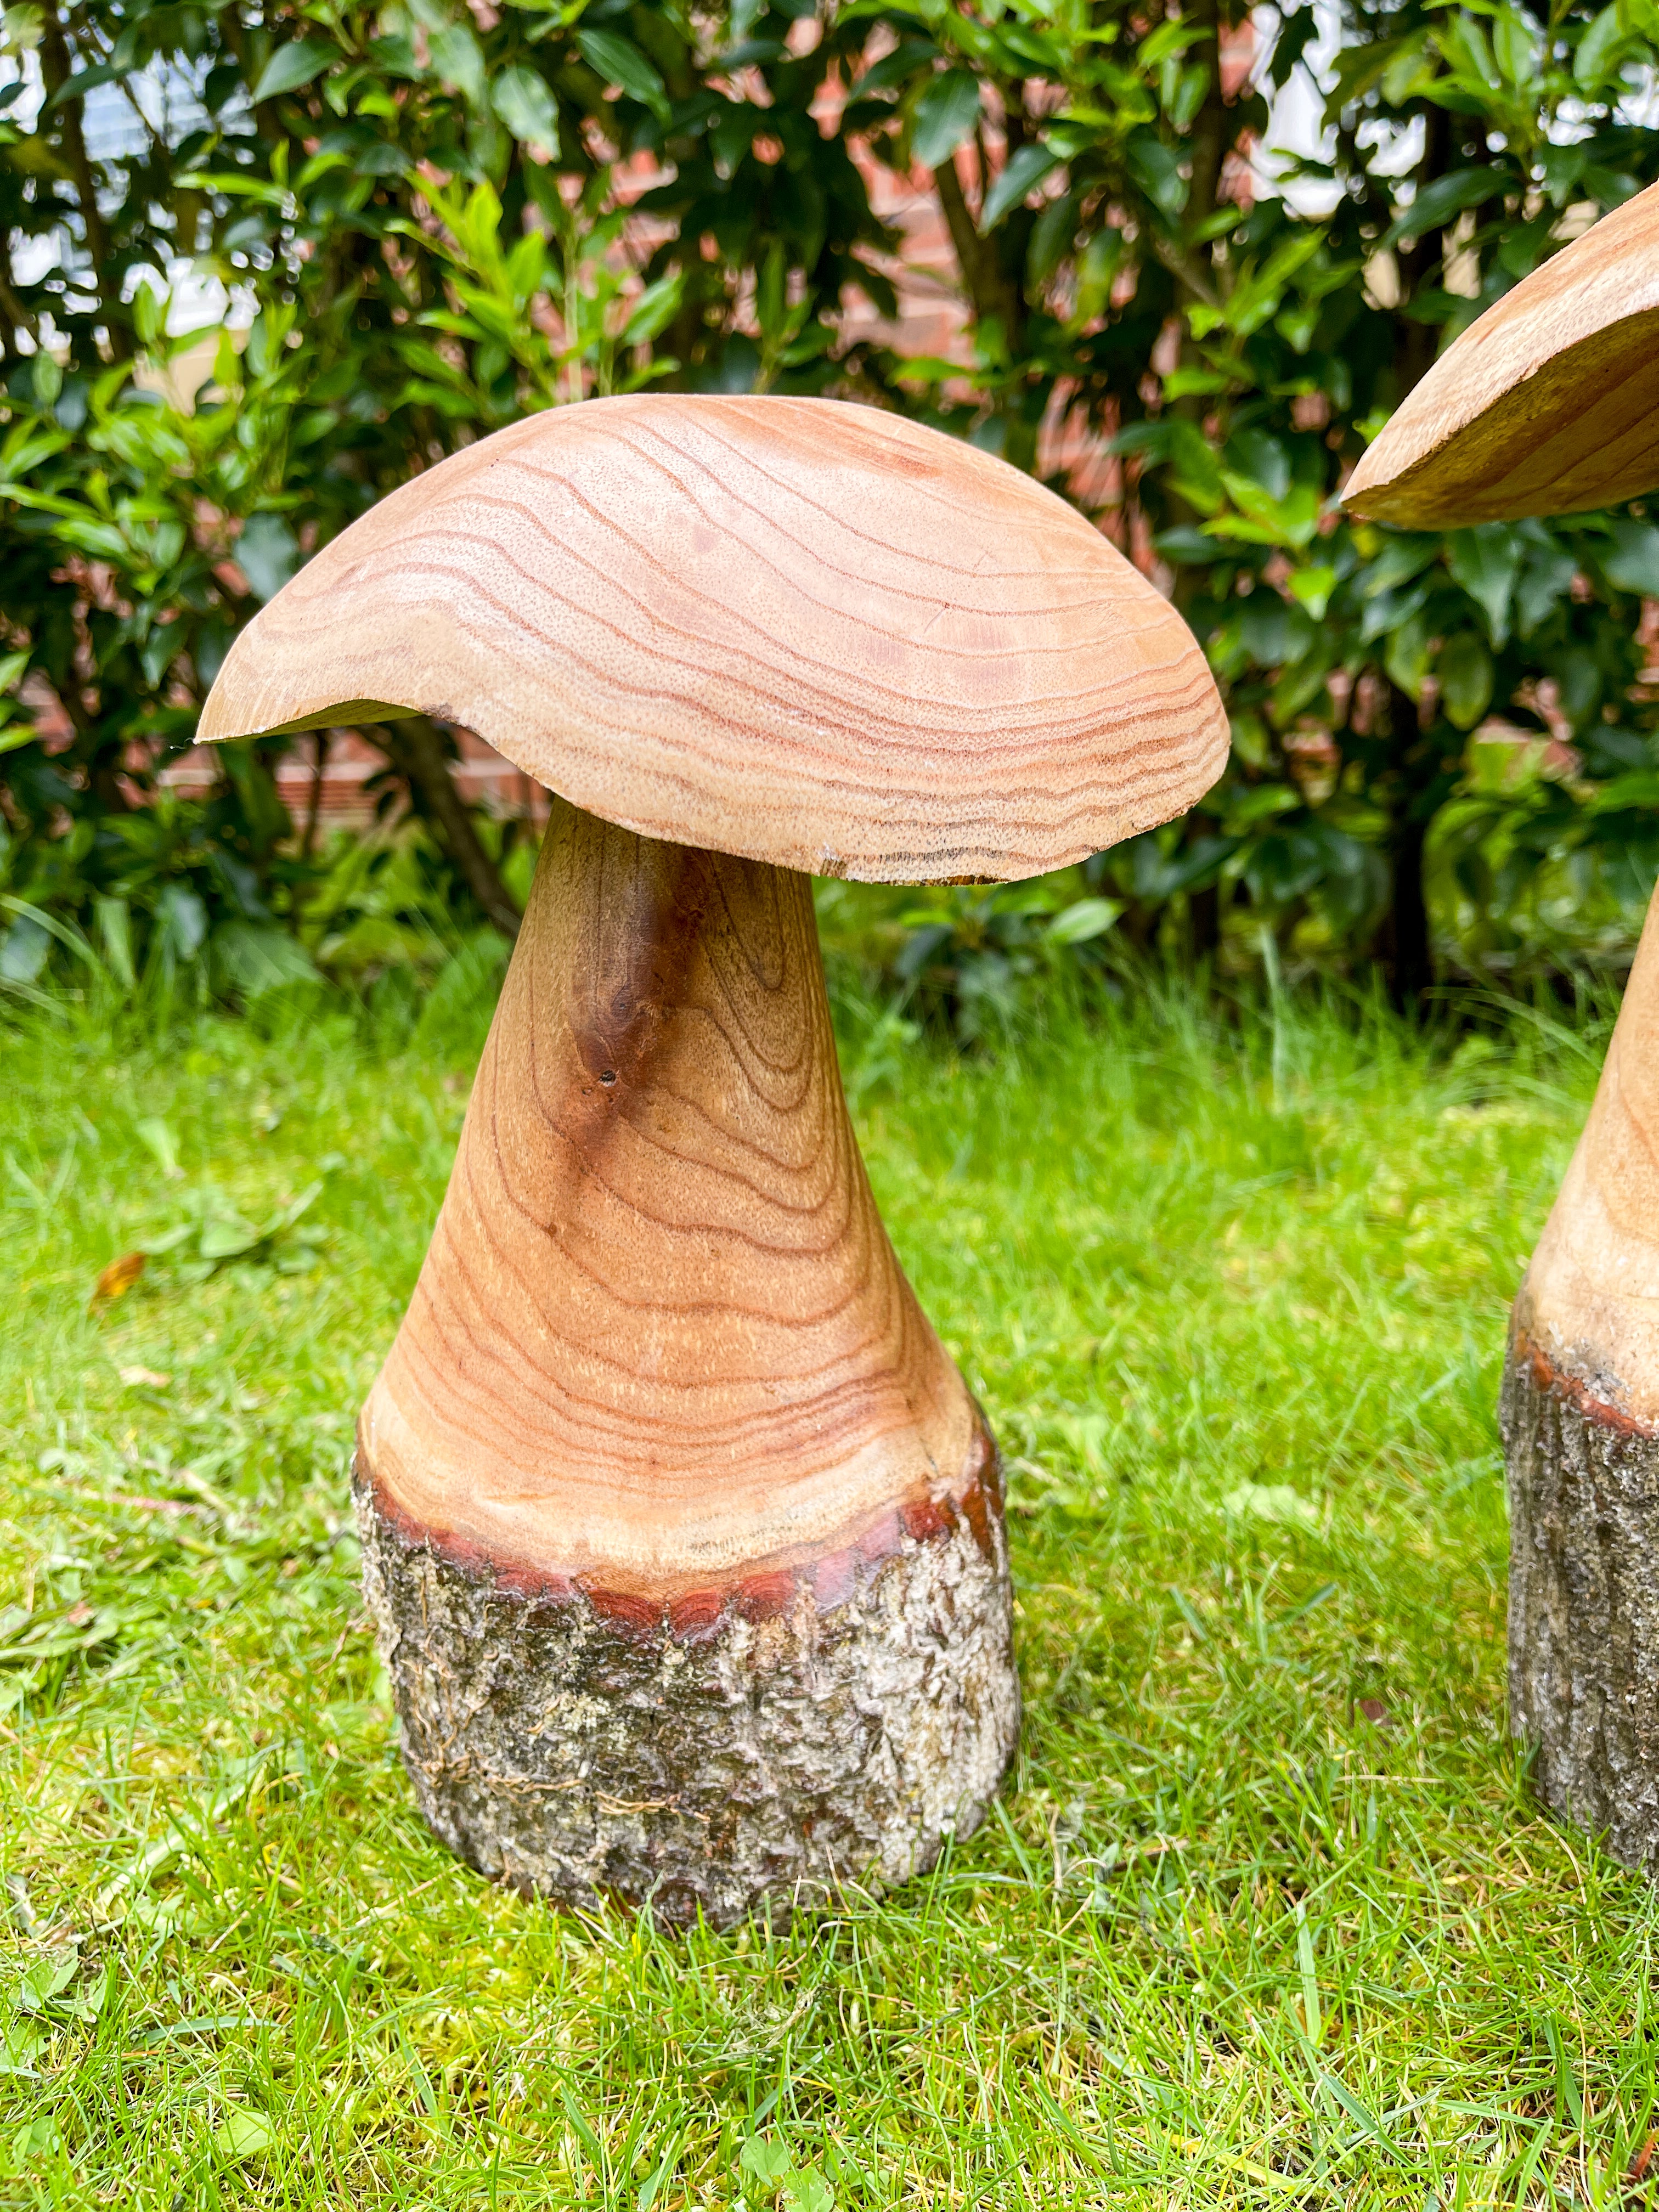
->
1513, 893, 1659, 1435
199, 394, 1227, 884
357, 798, 991, 1607
1342, 179, 1659, 526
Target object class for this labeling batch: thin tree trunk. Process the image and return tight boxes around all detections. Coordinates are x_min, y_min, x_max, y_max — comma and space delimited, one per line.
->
1362, 113, 1455, 1012
378, 716, 521, 938
1395, 104, 1452, 398
1183, 0, 1230, 236
0, 231, 37, 359
215, 5, 285, 156
932, 152, 1023, 348
1154, 0, 1233, 604
1389, 810, 1432, 1012
1189, 880, 1220, 960
300, 730, 326, 860
1381, 681, 1441, 1012
38, 0, 126, 358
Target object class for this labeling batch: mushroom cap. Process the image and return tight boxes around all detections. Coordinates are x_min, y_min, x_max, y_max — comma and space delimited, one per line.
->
199, 395, 1226, 883
1342, 180, 1659, 528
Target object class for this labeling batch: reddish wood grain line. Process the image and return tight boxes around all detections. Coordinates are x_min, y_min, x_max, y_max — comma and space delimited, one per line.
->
1510, 1330, 1657, 1441
200, 394, 1227, 884
356, 1424, 1002, 1647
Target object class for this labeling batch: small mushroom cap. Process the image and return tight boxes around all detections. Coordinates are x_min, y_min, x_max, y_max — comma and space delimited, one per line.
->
199, 395, 1226, 883
1342, 181, 1659, 528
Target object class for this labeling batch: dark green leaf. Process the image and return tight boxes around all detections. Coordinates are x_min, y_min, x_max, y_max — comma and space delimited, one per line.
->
1448, 524, 1522, 647
157, 885, 208, 964
1126, 135, 1186, 218
577, 29, 669, 119
1438, 630, 1495, 730
429, 21, 486, 106
912, 69, 980, 170
1047, 898, 1121, 945
250, 38, 337, 103
1381, 167, 1507, 249
1362, 534, 1441, 597
981, 143, 1062, 232
47, 64, 127, 107
1224, 428, 1290, 503
1575, 5, 1628, 88
1515, 539, 1578, 636
490, 66, 561, 154
1598, 519, 1659, 597
236, 514, 298, 603
212, 923, 319, 999
0, 917, 49, 985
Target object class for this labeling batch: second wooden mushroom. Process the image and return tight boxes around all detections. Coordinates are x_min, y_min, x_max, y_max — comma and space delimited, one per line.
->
201, 395, 1227, 1927
1346, 181, 1659, 1867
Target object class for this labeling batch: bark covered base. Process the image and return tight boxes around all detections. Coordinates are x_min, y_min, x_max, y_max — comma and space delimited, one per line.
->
354, 1469, 1020, 1928
1502, 1332, 1659, 1868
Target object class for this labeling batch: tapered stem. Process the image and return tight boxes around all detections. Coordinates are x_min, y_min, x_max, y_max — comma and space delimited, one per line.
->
1513, 886, 1659, 1420
1504, 882, 1659, 1867
359, 797, 985, 1602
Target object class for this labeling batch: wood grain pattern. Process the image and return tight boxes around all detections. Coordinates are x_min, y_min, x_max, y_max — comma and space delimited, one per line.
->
1342, 180, 1659, 526
199, 394, 1227, 884
357, 797, 991, 1602
1514, 893, 1659, 1434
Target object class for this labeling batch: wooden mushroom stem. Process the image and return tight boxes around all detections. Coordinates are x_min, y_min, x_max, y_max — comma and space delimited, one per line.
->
358, 796, 995, 1605
353, 799, 1018, 1920
1501, 887, 1659, 1864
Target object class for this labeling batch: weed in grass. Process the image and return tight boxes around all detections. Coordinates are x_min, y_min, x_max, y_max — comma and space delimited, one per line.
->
1, 979, 1656, 2206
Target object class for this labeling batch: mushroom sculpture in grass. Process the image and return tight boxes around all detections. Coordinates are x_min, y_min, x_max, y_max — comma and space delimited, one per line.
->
1344, 182, 1659, 1867
201, 396, 1227, 1927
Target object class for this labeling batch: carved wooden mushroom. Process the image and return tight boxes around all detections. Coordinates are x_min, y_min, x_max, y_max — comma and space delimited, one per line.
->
1342, 183, 1659, 529
1345, 182, 1659, 1866
200, 396, 1228, 1926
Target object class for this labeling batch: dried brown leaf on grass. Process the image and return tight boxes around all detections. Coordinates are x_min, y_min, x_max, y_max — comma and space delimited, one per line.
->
89, 1252, 145, 1307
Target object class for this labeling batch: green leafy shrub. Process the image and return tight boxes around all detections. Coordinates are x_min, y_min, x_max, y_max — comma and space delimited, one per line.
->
814, 0, 1659, 1003
5, 0, 1659, 1023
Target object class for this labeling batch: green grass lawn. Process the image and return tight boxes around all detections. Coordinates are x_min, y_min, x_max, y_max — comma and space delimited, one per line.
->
1, 975, 1651, 2207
